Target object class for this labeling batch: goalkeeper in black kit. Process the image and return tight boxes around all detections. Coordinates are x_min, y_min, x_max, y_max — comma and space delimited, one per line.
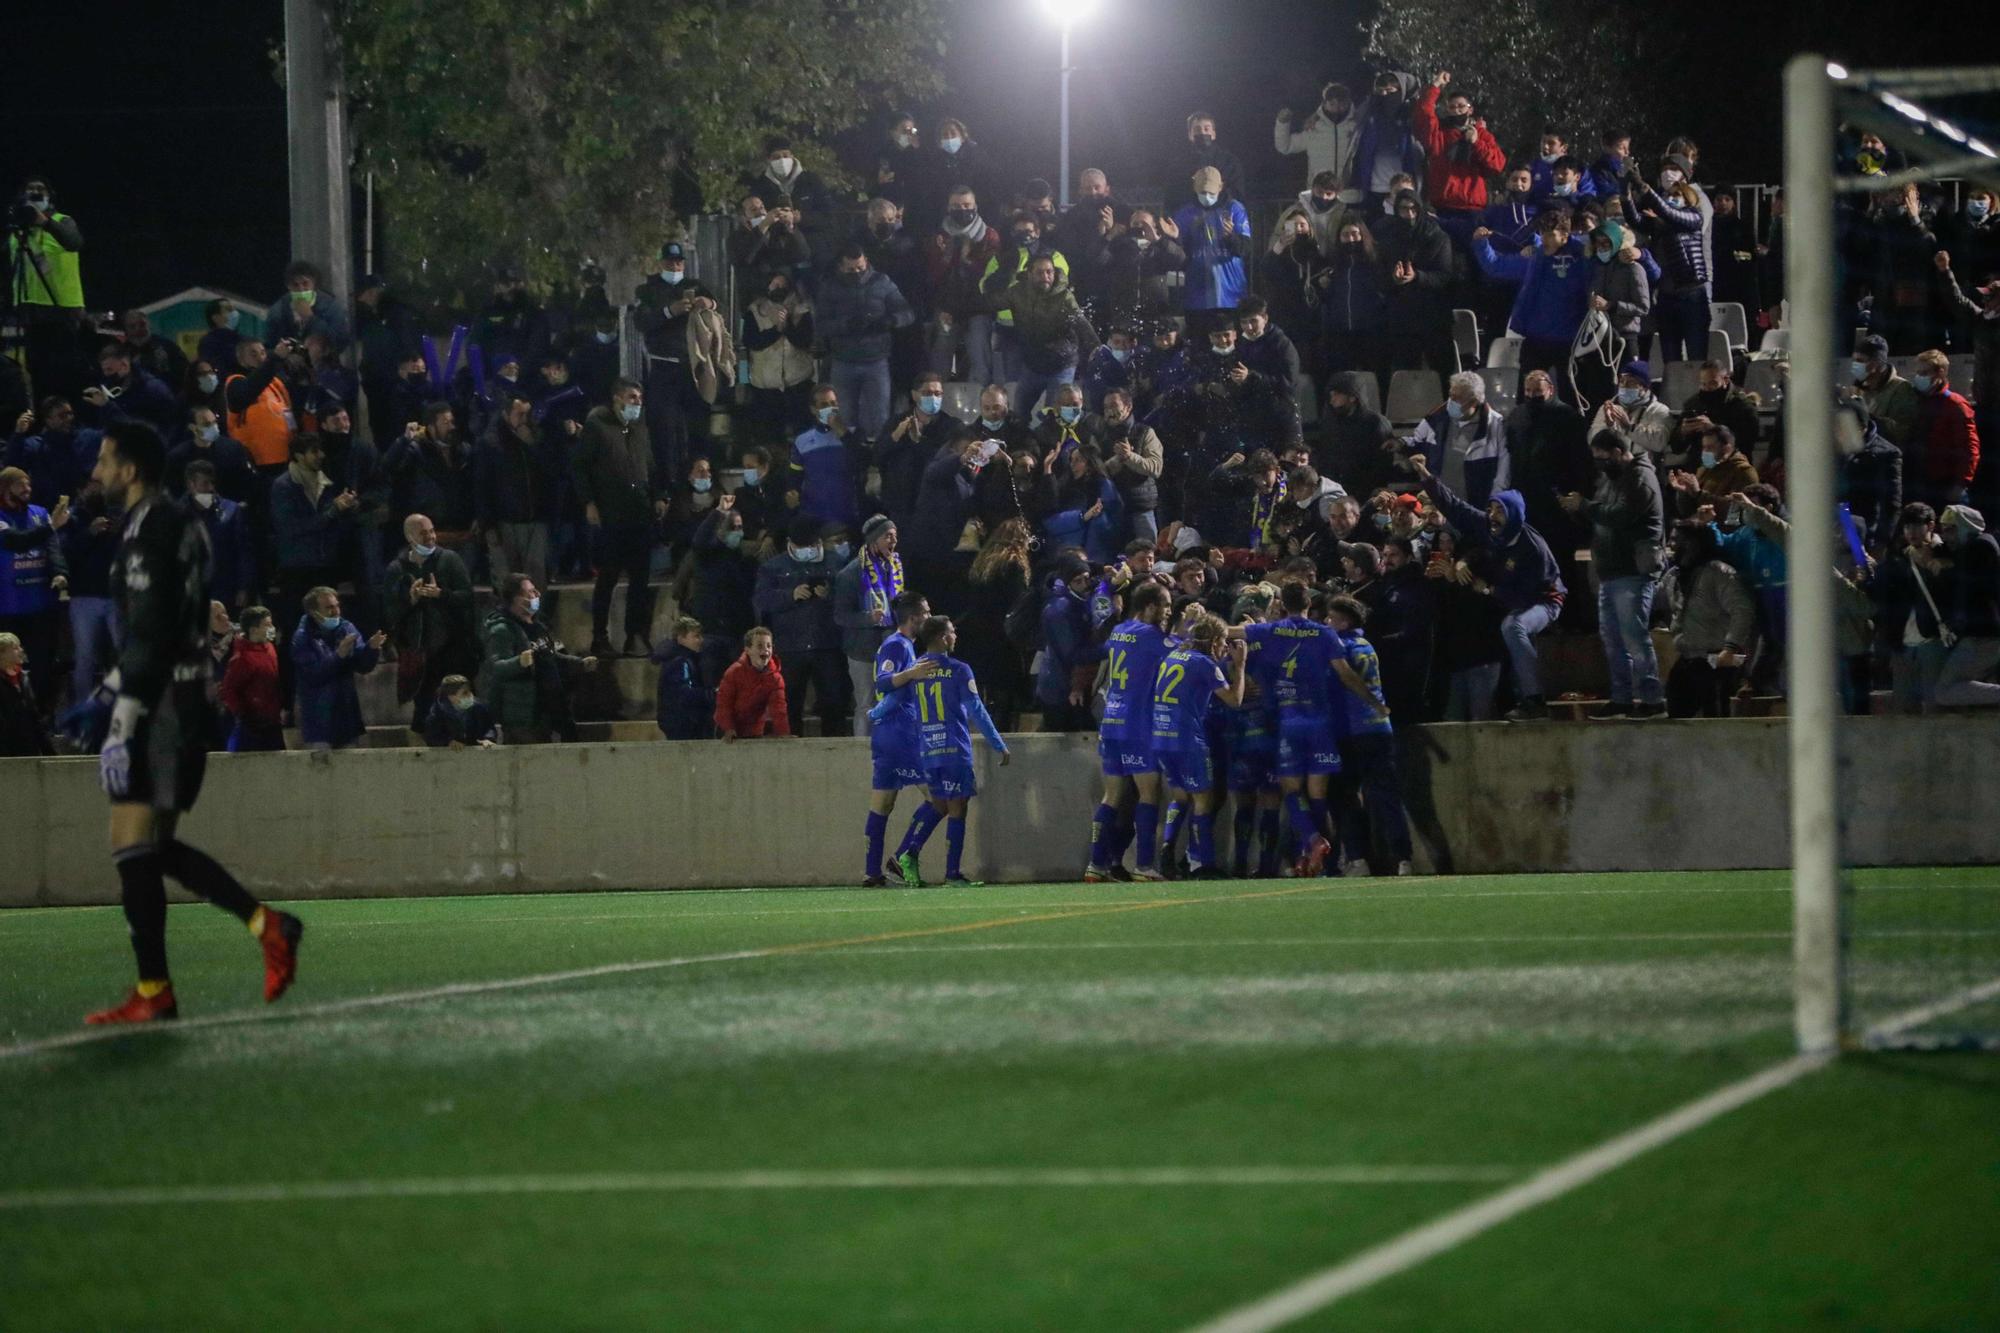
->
79, 422, 302, 1025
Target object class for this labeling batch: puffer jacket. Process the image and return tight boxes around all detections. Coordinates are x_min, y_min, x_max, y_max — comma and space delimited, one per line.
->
1633, 184, 1710, 293
1168, 197, 1254, 311
1669, 560, 1756, 656
998, 274, 1096, 374
814, 268, 914, 364
1590, 255, 1652, 338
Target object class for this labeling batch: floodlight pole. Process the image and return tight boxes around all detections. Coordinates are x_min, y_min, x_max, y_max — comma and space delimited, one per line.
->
1058, 21, 1074, 208
1784, 53, 1844, 1056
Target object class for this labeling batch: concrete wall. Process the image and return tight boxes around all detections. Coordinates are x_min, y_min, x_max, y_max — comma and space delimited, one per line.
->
4, 717, 1996, 907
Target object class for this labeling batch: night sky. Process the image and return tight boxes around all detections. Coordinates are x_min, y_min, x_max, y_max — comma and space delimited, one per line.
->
5, 0, 1994, 311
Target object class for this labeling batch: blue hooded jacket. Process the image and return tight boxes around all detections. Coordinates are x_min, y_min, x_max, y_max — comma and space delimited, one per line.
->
1472, 236, 1592, 346
1426, 478, 1566, 614
1168, 198, 1254, 311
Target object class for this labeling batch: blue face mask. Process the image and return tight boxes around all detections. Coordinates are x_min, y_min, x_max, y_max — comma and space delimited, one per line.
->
223, 308, 241, 330
793, 545, 822, 563
318, 613, 342, 631
816, 406, 836, 426
1109, 347, 1130, 363
740, 467, 761, 486
1553, 181, 1575, 197
660, 269, 685, 286
452, 694, 475, 713
940, 137, 963, 154
831, 542, 852, 562
1616, 387, 1644, 406
1969, 199, 1990, 221
526, 595, 541, 615
1059, 405, 1081, 424
413, 543, 437, 558
1912, 374, 1934, 393
979, 414, 1006, 430
1700, 450, 1719, 469
595, 330, 616, 345
722, 529, 744, 549
196, 374, 218, 394
691, 477, 712, 493
618, 402, 641, 424
918, 394, 942, 415
198, 423, 220, 443
1850, 360, 1870, 384
1445, 399, 1465, 420
1197, 192, 1219, 208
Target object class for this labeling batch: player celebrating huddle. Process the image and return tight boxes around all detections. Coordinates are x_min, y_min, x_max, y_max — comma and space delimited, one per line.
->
1241, 581, 1343, 878
1085, 582, 1173, 883
80, 422, 303, 1024
1149, 615, 1248, 879
862, 591, 944, 886
871, 615, 1010, 886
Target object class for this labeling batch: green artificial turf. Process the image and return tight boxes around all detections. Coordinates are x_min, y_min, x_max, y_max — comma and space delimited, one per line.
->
1, 869, 1994, 1331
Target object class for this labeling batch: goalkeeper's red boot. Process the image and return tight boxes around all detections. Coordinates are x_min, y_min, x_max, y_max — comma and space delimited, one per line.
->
1295, 835, 1332, 880
85, 986, 178, 1025
258, 909, 305, 1002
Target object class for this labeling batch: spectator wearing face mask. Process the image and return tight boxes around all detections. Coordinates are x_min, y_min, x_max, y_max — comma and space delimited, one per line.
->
1508, 370, 1593, 592
196, 298, 244, 376
1411, 71, 1506, 231
1314, 219, 1390, 386
1234, 296, 1301, 404
7, 176, 87, 402
1051, 169, 1128, 317
265, 261, 350, 351
685, 504, 759, 689
291, 587, 385, 749
1350, 73, 1425, 211
1314, 373, 1397, 497
1081, 326, 1137, 415
1262, 204, 1333, 354
1934, 251, 1999, 439
1661, 520, 1754, 717
755, 515, 849, 737
479, 573, 598, 744
926, 186, 1006, 388
1182, 111, 1247, 203
632, 241, 719, 476
818, 245, 916, 444
218, 606, 285, 752
1906, 349, 1981, 512
996, 254, 1098, 418
742, 136, 833, 242
730, 195, 813, 295
832, 514, 907, 735
1370, 189, 1458, 378
1275, 85, 1360, 195
1170, 168, 1254, 336
1849, 333, 1920, 452
1096, 210, 1187, 333
160, 405, 245, 501
1627, 154, 1710, 362
1581, 220, 1652, 409
1527, 133, 1580, 201
421, 673, 500, 749
1411, 372, 1512, 509
978, 212, 1069, 386
81, 343, 177, 435
183, 460, 252, 609
1672, 360, 1761, 470
573, 378, 664, 658
1097, 389, 1164, 546
475, 391, 556, 588
1588, 132, 1634, 200
1590, 361, 1676, 464
910, 118, 992, 234
739, 269, 817, 450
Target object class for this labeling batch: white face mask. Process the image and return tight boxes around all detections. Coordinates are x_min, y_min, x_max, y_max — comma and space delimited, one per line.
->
770, 156, 794, 175
1197, 192, 1219, 208
192, 491, 217, 509
940, 136, 963, 154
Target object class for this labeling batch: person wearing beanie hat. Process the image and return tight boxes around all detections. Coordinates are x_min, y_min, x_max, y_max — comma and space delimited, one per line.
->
1931, 503, 2000, 706
1274, 83, 1361, 194
1588, 359, 1676, 461
751, 510, 850, 736
833, 511, 908, 734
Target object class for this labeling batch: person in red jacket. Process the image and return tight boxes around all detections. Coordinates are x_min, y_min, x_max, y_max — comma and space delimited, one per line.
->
1411, 71, 1507, 224
218, 606, 286, 752
1909, 349, 1981, 510
714, 626, 792, 740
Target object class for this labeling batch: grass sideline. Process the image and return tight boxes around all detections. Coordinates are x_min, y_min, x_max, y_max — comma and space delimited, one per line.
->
2, 869, 1995, 1330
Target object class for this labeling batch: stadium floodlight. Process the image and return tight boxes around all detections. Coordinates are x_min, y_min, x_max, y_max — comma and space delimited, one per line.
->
1039, 0, 1101, 207
1825, 61, 1849, 81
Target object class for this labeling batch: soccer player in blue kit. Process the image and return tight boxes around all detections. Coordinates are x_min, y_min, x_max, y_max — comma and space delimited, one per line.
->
863, 591, 945, 886
870, 615, 1010, 886
1240, 580, 1343, 877
1324, 593, 1413, 877
1149, 614, 1248, 878
1225, 589, 1284, 877
1086, 582, 1173, 883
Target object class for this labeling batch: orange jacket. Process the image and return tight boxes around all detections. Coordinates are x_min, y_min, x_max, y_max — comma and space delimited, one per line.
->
226, 372, 294, 467
714, 651, 790, 737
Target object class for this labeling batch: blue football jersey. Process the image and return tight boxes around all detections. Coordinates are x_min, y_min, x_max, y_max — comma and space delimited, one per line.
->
914, 654, 983, 765
1245, 617, 1339, 723
1336, 629, 1393, 736
1099, 619, 1171, 742
1150, 646, 1228, 750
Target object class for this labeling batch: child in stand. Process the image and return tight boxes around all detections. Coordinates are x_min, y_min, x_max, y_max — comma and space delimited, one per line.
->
423, 673, 500, 749
217, 607, 285, 752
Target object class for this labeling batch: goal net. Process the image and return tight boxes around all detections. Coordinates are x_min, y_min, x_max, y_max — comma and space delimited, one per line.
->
1785, 57, 2000, 1054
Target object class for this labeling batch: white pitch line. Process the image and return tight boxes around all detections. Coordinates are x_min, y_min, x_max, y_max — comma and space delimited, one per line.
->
1183, 973, 2000, 1333
0, 1164, 1517, 1211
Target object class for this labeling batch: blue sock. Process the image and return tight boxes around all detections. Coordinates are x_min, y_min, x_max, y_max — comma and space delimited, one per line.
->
1161, 800, 1187, 862
1191, 814, 1216, 870
864, 811, 888, 878
899, 804, 942, 857
1109, 812, 1136, 864
1257, 809, 1282, 877
1284, 792, 1317, 844
945, 816, 967, 878
1232, 804, 1255, 876
1133, 801, 1160, 871
1089, 802, 1117, 868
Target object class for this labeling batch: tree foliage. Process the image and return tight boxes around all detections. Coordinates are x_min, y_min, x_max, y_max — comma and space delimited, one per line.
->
334, 0, 948, 307
1364, 0, 1689, 160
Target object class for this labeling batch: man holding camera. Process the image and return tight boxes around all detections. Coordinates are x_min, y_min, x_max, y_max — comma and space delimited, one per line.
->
7, 176, 87, 402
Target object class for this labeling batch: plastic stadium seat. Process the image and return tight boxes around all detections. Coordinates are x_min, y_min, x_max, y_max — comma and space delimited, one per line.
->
1705, 328, 1733, 365
1346, 371, 1383, 417
1743, 360, 1786, 411
1663, 360, 1703, 407
1710, 302, 1750, 352
1486, 336, 1522, 368
1479, 367, 1520, 414
1385, 369, 1442, 425
1757, 328, 1789, 355
1453, 309, 1481, 371
942, 381, 982, 422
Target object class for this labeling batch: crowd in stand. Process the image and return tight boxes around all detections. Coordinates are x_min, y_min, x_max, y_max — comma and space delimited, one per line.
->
4, 70, 2000, 761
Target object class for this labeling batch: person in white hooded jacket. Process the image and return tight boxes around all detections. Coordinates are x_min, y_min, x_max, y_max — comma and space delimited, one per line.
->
1275, 84, 1362, 198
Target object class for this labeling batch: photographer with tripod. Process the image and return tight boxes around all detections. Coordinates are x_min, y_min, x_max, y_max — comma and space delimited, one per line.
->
5, 176, 87, 402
